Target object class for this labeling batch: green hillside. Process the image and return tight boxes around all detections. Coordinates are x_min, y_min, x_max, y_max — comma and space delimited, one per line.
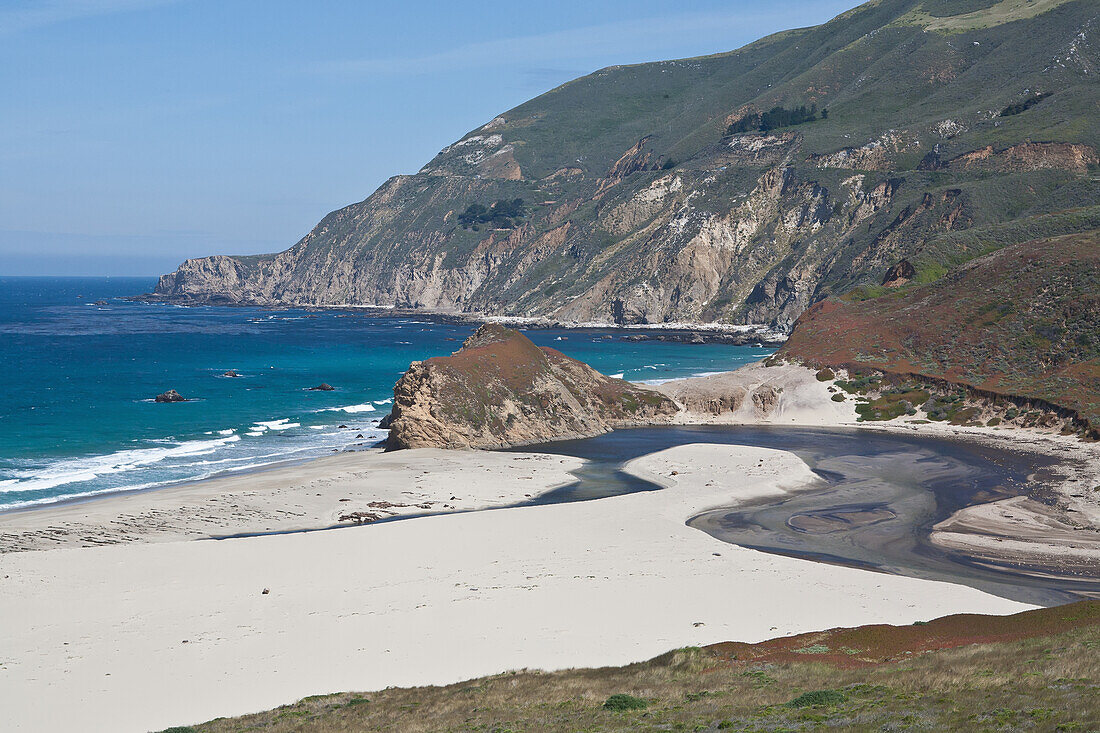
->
151, 0, 1099, 332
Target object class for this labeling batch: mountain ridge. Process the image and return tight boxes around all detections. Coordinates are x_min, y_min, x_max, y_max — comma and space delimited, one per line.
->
150, 0, 1098, 331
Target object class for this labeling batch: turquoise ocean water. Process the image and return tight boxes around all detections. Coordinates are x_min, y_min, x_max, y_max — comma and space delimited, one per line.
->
0, 277, 773, 509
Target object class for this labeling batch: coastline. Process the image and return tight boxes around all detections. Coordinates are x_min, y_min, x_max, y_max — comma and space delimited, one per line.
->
127, 295, 788, 345
0, 447, 583, 552
4, 361, 1097, 564
0, 443, 1032, 733
2, 360, 1097, 731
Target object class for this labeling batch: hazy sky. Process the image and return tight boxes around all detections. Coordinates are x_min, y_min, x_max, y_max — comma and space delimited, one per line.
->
1, 0, 857, 276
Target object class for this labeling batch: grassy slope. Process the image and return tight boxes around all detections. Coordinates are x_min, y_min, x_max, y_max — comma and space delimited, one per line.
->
781, 230, 1100, 431
160, 601, 1100, 732
441, 0, 1096, 177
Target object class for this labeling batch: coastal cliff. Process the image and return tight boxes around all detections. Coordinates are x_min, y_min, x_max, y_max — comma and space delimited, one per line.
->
148, 0, 1099, 331
383, 324, 678, 449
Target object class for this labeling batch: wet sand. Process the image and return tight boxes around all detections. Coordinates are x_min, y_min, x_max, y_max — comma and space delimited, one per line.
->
528, 425, 1099, 605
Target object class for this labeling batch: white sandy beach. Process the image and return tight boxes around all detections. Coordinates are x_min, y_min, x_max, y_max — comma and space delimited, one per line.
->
0, 448, 584, 552
0, 443, 1033, 732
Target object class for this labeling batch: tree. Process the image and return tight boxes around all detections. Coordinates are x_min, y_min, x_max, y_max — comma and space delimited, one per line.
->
458, 198, 527, 229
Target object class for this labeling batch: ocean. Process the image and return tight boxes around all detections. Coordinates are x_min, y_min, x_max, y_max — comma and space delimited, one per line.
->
0, 277, 773, 510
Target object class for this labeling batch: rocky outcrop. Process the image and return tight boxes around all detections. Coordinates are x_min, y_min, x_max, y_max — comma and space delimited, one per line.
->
154, 389, 186, 403
881, 259, 916, 287
946, 143, 1098, 174
384, 324, 678, 449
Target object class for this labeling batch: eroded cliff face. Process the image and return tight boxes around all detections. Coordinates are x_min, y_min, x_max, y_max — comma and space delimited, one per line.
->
149, 0, 1099, 330
383, 324, 679, 449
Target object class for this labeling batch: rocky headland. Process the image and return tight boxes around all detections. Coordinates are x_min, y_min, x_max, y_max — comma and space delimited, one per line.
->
144, 0, 1098, 335
383, 323, 678, 449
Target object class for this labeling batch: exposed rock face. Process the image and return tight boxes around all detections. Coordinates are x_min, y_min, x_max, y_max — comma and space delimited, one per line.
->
155, 389, 185, 403
881, 259, 916, 287
309, 383, 336, 391
147, 1, 1099, 333
384, 324, 678, 449
654, 361, 857, 425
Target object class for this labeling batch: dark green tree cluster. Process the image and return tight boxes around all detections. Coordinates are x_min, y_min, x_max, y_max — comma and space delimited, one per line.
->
458, 198, 526, 230
999, 92, 1051, 117
727, 104, 823, 134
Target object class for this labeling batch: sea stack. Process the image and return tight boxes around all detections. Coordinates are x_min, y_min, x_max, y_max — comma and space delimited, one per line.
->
383, 323, 678, 450
154, 389, 186, 403
309, 383, 336, 391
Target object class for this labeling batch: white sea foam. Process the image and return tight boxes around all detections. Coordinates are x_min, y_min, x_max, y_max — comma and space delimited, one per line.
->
217, 429, 236, 436
609, 373, 625, 379
373, 399, 393, 405
0, 435, 242, 493
253, 418, 297, 430
0, 424, 391, 509
634, 370, 731, 386
317, 403, 375, 414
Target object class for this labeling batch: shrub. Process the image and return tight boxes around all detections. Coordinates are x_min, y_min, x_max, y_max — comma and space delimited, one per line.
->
603, 694, 648, 711
728, 104, 819, 134
816, 368, 836, 381
1000, 92, 1051, 117
786, 689, 847, 708
832, 393, 846, 402
458, 198, 526, 229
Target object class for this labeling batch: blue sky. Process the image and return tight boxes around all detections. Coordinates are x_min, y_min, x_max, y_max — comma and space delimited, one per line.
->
1, 0, 858, 276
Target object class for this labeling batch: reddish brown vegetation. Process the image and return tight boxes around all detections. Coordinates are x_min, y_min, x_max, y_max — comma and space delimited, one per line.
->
782, 231, 1100, 434
708, 600, 1100, 669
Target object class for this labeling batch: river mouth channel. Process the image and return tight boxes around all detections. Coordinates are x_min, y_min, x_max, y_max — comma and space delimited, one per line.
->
526, 425, 1097, 606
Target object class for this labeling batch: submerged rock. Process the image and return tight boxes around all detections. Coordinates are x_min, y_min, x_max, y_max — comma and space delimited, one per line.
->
154, 389, 186, 403
384, 323, 678, 450
223, 369, 241, 378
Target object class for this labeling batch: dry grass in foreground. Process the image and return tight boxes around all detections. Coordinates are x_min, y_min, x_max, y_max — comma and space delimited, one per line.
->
161, 601, 1100, 732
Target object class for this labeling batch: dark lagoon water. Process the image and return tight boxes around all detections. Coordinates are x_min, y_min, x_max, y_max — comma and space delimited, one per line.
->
526, 426, 1094, 606
0, 277, 772, 509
